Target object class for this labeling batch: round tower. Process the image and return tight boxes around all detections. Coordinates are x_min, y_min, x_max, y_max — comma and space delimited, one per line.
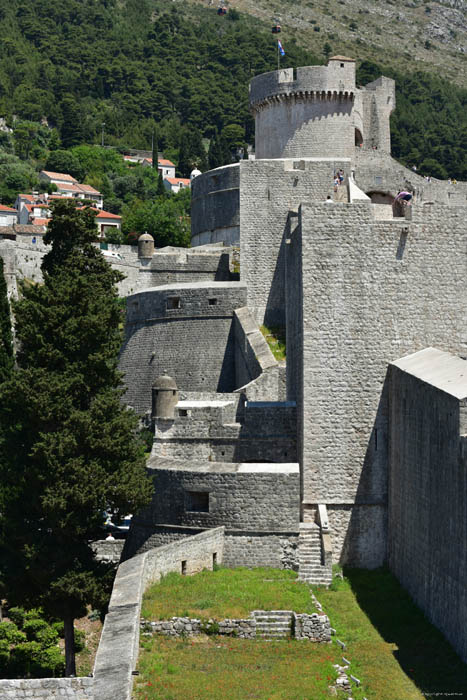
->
249, 56, 356, 160
151, 374, 178, 420
138, 232, 154, 259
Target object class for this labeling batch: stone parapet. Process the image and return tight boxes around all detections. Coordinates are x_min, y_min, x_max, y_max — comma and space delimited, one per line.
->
0, 678, 94, 699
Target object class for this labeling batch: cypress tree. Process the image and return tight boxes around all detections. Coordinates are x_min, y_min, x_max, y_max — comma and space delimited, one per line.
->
0, 256, 13, 383
0, 200, 152, 676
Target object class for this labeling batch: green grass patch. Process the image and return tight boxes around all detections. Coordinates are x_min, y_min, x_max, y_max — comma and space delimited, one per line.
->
260, 325, 286, 361
135, 635, 342, 700
141, 567, 315, 620
316, 567, 467, 699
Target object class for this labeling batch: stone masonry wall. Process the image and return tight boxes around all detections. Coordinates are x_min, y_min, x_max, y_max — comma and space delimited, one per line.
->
223, 532, 299, 569
292, 200, 467, 566
93, 528, 224, 700
141, 466, 300, 531
239, 157, 351, 325
355, 150, 467, 206
153, 399, 296, 463
0, 678, 94, 699
388, 366, 467, 663
191, 164, 240, 246
119, 282, 247, 414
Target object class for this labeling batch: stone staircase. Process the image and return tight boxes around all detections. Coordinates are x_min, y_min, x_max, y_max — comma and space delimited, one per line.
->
252, 610, 293, 639
298, 523, 333, 586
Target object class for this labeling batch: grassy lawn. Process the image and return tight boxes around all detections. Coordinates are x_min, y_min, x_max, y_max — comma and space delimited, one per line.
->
316, 568, 467, 700
141, 567, 315, 620
259, 325, 286, 362
136, 567, 467, 700
134, 636, 342, 700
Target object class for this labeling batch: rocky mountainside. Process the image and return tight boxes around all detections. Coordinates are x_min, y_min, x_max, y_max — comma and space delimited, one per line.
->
189, 0, 467, 86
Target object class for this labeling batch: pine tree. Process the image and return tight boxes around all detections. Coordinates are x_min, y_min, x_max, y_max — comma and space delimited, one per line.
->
152, 128, 158, 171
208, 130, 224, 170
0, 257, 13, 383
157, 169, 166, 197
0, 201, 152, 676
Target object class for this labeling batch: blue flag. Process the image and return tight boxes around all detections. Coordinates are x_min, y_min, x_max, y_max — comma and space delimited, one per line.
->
278, 40, 285, 57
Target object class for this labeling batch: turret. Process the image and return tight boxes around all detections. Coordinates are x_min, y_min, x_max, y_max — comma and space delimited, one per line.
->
138, 232, 154, 259
249, 57, 356, 160
151, 374, 178, 420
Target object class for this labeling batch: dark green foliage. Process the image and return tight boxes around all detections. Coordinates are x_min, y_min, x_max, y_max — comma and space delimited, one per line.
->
122, 188, 190, 247
0, 201, 152, 675
0, 257, 13, 383
45, 150, 85, 181
0, 608, 66, 678
177, 128, 207, 177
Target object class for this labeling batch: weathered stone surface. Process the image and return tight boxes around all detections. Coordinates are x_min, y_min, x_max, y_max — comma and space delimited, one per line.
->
0, 678, 93, 699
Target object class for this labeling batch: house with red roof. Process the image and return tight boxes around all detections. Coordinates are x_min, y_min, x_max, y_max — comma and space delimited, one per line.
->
123, 154, 176, 179
39, 171, 103, 208
0, 204, 18, 227
163, 177, 191, 194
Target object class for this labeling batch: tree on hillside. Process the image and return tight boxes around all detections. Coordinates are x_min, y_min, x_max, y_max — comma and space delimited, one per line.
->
45, 150, 85, 182
0, 257, 13, 383
0, 200, 153, 676
177, 128, 207, 177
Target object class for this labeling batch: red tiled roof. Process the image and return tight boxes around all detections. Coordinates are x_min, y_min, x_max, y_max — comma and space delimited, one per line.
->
31, 218, 49, 226
0, 204, 17, 213
94, 209, 122, 220
56, 183, 84, 192
158, 159, 175, 167
78, 183, 101, 194
166, 177, 190, 186
41, 171, 77, 183
17, 194, 35, 201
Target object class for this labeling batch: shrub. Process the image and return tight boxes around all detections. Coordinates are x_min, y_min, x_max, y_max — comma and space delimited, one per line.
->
0, 621, 27, 645
23, 618, 50, 642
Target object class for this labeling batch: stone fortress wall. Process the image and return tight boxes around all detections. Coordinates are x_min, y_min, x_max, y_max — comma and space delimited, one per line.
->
286, 200, 467, 567
0, 236, 233, 298
249, 57, 395, 161
388, 349, 467, 664
119, 281, 247, 414
191, 164, 239, 246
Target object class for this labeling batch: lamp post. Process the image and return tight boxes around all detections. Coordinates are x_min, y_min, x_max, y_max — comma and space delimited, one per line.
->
101, 122, 105, 147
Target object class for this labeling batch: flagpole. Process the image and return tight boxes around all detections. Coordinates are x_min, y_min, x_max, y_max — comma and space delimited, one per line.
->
277, 40, 279, 71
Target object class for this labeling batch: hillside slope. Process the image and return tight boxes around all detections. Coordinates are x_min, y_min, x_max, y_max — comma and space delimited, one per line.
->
189, 0, 467, 88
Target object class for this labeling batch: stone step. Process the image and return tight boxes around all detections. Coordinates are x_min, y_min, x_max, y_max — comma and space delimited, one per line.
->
255, 622, 291, 629
252, 610, 293, 617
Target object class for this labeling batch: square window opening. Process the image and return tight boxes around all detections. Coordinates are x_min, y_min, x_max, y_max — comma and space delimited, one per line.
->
186, 491, 209, 512
167, 296, 181, 310
208, 298, 218, 306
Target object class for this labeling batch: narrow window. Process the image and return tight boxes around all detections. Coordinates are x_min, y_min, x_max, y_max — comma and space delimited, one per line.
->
181, 560, 187, 575
375, 429, 378, 451
213, 553, 218, 568
167, 296, 181, 309
208, 298, 217, 306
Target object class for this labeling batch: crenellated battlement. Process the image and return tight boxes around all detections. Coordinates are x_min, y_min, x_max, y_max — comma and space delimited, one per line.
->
249, 59, 356, 112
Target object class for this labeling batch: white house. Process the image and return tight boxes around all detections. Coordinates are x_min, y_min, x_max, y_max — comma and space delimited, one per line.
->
124, 155, 176, 179
39, 171, 103, 208
94, 209, 122, 237
163, 177, 190, 194
0, 205, 18, 227
39, 170, 78, 186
